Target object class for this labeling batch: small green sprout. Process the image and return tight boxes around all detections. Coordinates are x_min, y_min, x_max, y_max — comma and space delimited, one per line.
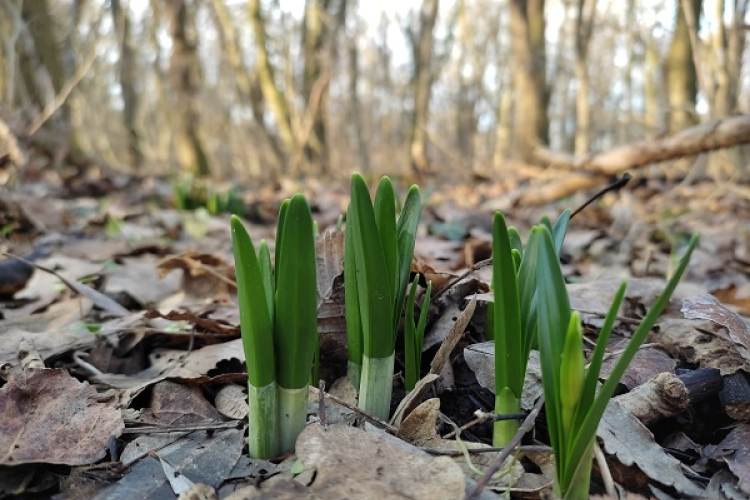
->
345, 173, 422, 419
535, 226, 698, 500
404, 275, 432, 391
490, 210, 570, 447
231, 194, 317, 459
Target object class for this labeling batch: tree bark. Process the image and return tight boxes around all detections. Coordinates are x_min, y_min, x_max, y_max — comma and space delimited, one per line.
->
111, 0, 144, 169
208, 0, 285, 168
667, 0, 702, 131
302, 0, 329, 174
248, 0, 296, 168
165, 0, 210, 176
525, 114, 750, 203
509, 0, 548, 161
407, 0, 440, 176
348, 33, 370, 173
573, 0, 597, 155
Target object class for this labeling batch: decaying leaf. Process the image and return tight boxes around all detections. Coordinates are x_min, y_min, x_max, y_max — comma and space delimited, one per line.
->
704, 424, 750, 494
0, 368, 124, 465
681, 294, 750, 362
463, 343, 543, 411
292, 423, 466, 500
597, 400, 704, 497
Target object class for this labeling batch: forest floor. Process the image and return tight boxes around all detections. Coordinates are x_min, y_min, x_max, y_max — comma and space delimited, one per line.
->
1, 165, 750, 500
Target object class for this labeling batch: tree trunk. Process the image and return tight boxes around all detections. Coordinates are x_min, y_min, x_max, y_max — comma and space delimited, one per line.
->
348, 34, 370, 173
111, 0, 144, 169
248, 0, 296, 169
667, 0, 702, 131
407, 0, 440, 177
302, 0, 330, 174
573, 0, 597, 155
509, 0, 548, 161
165, 0, 210, 176
208, 0, 285, 168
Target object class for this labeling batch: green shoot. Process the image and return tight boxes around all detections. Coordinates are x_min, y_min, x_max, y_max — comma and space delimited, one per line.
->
231, 194, 318, 459
404, 276, 432, 391
490, 210, 570, 447
535, 227, 698, 500
345, 173, 422, 419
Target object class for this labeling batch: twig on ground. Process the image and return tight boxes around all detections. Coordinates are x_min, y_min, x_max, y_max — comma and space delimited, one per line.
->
465, 396, 545, 500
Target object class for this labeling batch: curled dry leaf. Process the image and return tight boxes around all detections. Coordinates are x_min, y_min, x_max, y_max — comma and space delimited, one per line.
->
681, 294, 750, 362
0, 368, 124, 465
655, 318, 750, 375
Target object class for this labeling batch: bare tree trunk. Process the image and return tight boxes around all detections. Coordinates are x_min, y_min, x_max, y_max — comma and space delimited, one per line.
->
302, 0, 330, 174
248, 0, 296, 169
348, 33, 370, 173
111, 0, 144, 169
509, 0, 548, 161
620, 0, 636, 143
493, 84, 513, 168
165, 0, 210, 176
407, 0, 440, 176
667, 0, 702, 131
573, 0, 597, 155
208, 0, 285, 168
711, 0, 746, 117
643, 41, 663, 136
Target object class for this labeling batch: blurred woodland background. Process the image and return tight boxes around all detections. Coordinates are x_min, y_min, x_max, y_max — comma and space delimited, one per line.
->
0, 0, 748, 187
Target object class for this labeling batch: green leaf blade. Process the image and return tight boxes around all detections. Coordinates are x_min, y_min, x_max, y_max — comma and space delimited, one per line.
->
231, 215, 275, 388
350, 174, 394, 360
274, 195, 318, 391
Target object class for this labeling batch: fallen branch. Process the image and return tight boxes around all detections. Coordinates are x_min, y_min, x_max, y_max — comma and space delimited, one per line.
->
521, 114, 750, 204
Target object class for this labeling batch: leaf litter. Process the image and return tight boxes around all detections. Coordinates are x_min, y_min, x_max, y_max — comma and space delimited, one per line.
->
2, 172, 750, 498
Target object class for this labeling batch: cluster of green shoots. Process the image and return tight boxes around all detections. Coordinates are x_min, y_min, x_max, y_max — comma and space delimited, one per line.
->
489, 210, 570, 447
231, 194, 317, 459
345, 173, 429, 419
490, 209, 698, 500
174, 174, 244, 215
231, 175, 698, 500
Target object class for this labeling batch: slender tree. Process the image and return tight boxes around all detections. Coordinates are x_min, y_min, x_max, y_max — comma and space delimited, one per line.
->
165, 0, 210, 176
405, 0, 440, 177
509, 0, 548, 161
666, 0, 702, 131
111, 0, 144, 169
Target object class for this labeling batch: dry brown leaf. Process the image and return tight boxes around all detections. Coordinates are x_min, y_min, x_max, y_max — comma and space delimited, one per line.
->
655, 318, 750, 375
0, 368, 124, 465
681, 294, 750, 361
600, 347, 676, 390
294, 423, 466, 500
704, 424, 750, 494
0, 298, 97, 365
152, 380, 223, 425
598, 400, 704, 496
315, 228, 345, 301
429, 296, 476, 375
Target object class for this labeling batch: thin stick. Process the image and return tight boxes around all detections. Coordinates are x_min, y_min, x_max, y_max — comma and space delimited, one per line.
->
424, 444, 552, 456
465, 396, 545, 500
122, 421, 242, 434
308, 386, 398, 433
570, 172, 632, 219
594, 440, 616, 498
318, 380, 327, 427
